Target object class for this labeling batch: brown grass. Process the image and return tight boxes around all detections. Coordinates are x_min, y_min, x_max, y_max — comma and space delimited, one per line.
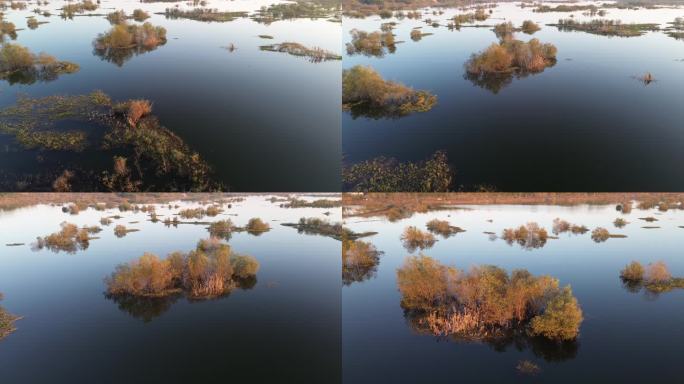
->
401, 226, 437, 252
502, 223, 548, 249
33, 222, 91, 253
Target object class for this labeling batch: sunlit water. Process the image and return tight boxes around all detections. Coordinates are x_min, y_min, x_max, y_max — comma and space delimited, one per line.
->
342, 2, 684, 191
0, 194, 341, 382
0, 0, 341, 191
343, 202, 684, 383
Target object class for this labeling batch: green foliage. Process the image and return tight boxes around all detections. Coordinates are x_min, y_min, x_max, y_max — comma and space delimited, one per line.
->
93, 22, 167, 66
530, 286, 583, 341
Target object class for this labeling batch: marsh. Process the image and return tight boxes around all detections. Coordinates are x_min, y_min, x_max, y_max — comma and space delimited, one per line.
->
0, 0, 341, 191
343, 193, 684, 383
342, 2, 684, 191
0, 193, 341, 382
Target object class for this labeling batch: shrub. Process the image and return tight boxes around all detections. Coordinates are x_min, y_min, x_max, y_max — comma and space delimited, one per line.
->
591, 227, 610, 242
645, 261, 671, 283
342, 65, 436, 118
401, 226, 437, 252
93, 22, 167, 66
426, 219, 463, 237
114, 224, 137, 238
246, 218, 270, 234
397, 255, 457, 311
502, 223, 548, 249
346, 29, 395, 57
106, 239, 259, 299
530, 286, 583, 341
516, 360, 541, 375
132, 9, 150, 22
620, 261, 644, 281
521, 20, 540, 34
342, 239, 382, 285
34, 222, 90, 253
613, 218, 628, 228
208, 219, 235, 239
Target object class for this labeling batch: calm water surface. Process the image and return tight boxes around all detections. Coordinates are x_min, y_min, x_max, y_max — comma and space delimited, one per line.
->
0, 0, 341, 191
0, 195, 341, 383
343, 2, 684, 191
343, 202, 684, 383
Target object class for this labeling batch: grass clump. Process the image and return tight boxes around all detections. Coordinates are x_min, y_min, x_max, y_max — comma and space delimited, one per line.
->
342, 239, 382, 285
521, 20, 540, 34
397, 255, 583, 341
114, 224, 138, 238
0, 43, 80, 85
552, 19, 660, 37
410, 28, 432, 41
253, 2, 333, 24
105, 239, 259, 299
1, 16, 18, 41
343, 151, 453, 192
401, 226, 436, 252
346, 29, 395, 57
60, 0, 98, 19
342, 65, 436, 119
465, 38, 557, 94
552, 218, 588, 235
613, 218, 628, 228
93, 22, 167, 66
590, 227, 627, 242
620, 261, 684, 294
281, 217, 376, 241
245, 218, 270, 235
132, 9, 150, 22
426, 219, 465, 238
0, 293, 20, 341
163, 8, 247, 23
502, 223, 548, 249
451, 8, 489, 26
260, 42, 341, 62
33, 222, 91, 253
280, 197, 341, 208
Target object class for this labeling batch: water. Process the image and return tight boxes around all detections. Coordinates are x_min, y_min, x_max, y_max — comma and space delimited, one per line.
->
342, 2, 684, 191
0, 0, 341, 191
0, 194, 341, 383
342, 200, 684, 383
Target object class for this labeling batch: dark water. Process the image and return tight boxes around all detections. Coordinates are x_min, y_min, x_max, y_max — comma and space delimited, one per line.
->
342, 3, 684, 191
0, 195, 341, 383
0, 0, 341, 191
343, 203, 684, 383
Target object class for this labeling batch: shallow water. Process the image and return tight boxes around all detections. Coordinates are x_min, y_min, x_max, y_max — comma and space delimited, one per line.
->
343, 202, 684, 383
0, 0, 341, 191
0, 194, 341, 382
342, 2, 684, 191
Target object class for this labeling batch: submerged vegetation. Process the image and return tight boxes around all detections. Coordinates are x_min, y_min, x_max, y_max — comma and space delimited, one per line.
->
0, 43, 79, 85
0, 91, 218, 192
342, 65, 436, 119
620, 261, 684, 294
106, 239, 259, 301
93, 22, 168, 66
260, 42, 341, 62
343, 151, 453, 192
502, 223, 548, 249
0, 293, 19, 341
346, 29, 396, 57
551, 19, 660, 37
342, 239, 382, 285
465, 38, 557, 93
33, 222, 91, 253
397, 255, 583, 342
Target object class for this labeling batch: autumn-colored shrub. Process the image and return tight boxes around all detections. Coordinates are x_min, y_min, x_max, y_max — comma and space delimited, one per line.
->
502, 222, 548, 249
245, 218, 270, 234
33, 222, 90, 253
342, 239, 382, 285
401, 226, 436, 252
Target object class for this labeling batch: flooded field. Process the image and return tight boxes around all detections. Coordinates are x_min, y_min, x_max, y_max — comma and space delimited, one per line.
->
343, 193, 684, 383
0, 0, 341, 191
342, 1, 684, 191
0, 193, 341, 382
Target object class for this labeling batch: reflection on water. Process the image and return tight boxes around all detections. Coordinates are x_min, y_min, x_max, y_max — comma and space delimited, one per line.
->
343, 2, 684, 191
343, 193, 684, 383
0, 0, 341, 191
0, 194, 341, 382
